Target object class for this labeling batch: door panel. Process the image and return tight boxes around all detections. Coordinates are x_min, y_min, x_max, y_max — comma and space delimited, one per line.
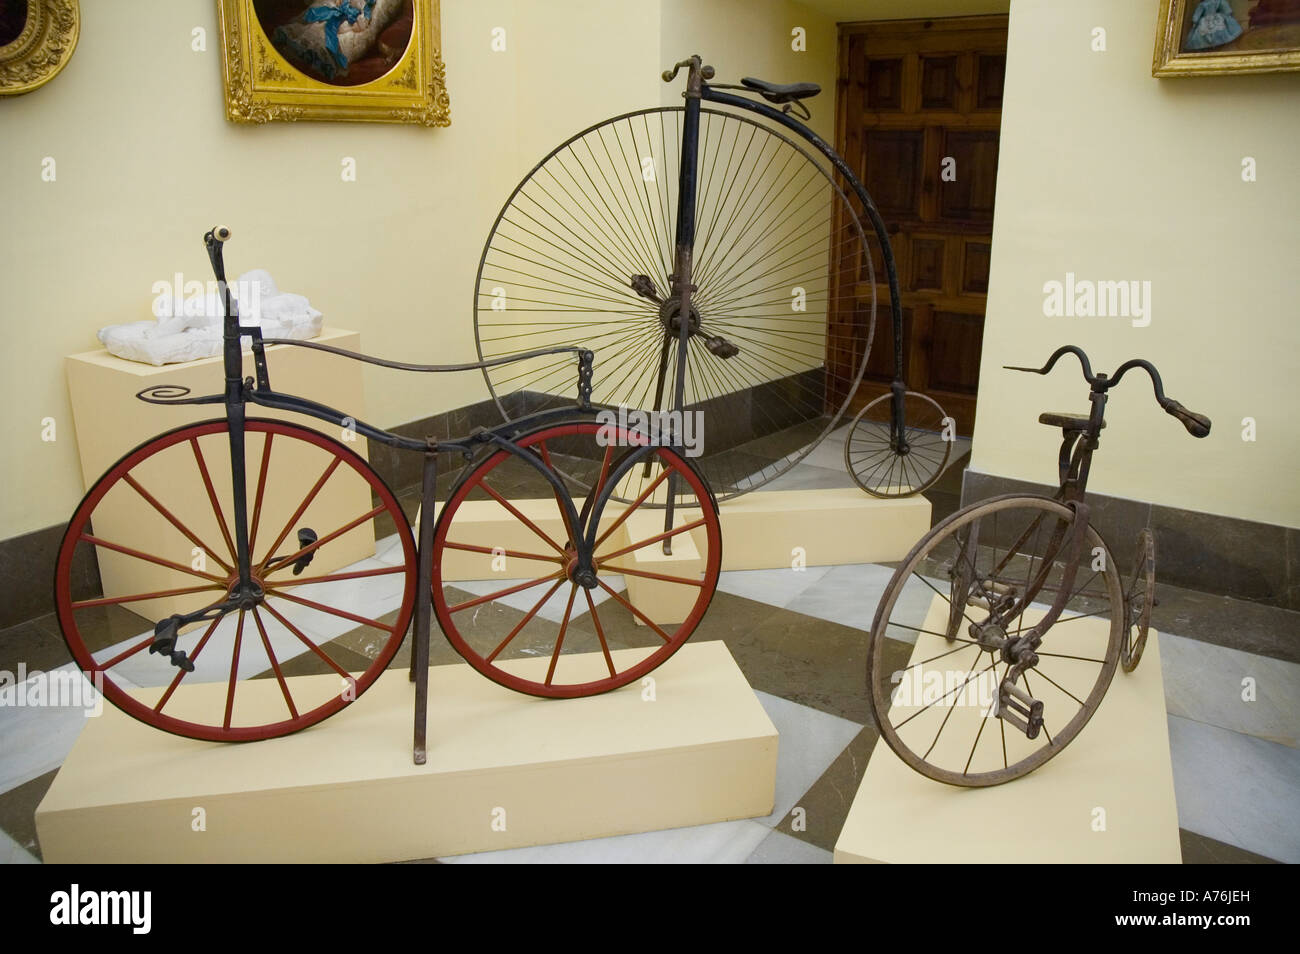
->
835, 16, 1008, 436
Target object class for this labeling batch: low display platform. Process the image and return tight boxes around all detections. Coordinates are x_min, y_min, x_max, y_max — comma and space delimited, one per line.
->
36, 640, 777, 863
835, 597, 1180, 864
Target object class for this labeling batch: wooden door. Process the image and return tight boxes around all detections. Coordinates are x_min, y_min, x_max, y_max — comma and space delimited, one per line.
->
835, 16, 1007, 436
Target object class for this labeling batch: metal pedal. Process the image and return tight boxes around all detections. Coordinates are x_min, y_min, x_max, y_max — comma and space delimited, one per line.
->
292, 527, 318, 575
149, 617, 196, 672
998, 678, 1044, 739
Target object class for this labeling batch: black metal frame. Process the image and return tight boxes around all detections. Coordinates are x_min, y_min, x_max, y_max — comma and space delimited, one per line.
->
135, 227, 627, 763
666, 55, 913, 455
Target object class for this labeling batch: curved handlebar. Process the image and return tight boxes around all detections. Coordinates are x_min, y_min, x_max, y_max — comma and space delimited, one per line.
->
1005, 345, 1211, 438
662, 55, 714, 82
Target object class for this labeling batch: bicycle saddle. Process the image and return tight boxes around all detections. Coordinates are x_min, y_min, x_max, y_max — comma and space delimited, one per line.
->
1038, 411, 1104, 431
740, 77, 820, 103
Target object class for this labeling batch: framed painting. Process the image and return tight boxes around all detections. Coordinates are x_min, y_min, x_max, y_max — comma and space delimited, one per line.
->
1154, 0, 1300, 75
0, 0, 80, 96
218, 0, 450, 124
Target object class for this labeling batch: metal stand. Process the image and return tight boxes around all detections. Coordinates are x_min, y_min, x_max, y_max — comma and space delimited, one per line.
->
410, 440, 438, 764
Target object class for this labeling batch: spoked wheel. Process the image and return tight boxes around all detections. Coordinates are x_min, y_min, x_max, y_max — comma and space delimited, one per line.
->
431, 421, 722, 697
474, 106, 877, 504
1122, 528, 1156, 673
867, 495, 1123, 786
845, 390, 952, 497
54, 419, 418, 742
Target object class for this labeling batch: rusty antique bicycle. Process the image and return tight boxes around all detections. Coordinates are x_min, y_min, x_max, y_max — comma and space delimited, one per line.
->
867, 345, 1210, 785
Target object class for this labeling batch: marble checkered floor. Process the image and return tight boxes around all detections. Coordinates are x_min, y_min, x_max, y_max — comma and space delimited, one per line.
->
2, 428, 1296, 863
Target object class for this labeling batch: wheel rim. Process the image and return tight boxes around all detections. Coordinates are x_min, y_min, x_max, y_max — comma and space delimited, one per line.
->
54, 420, 418, 742
432, 421, 722, 697
474, 106, 877, 504
845, 391, 952, 497
1122, 529, 1156, 672
867, 495, 1123, 786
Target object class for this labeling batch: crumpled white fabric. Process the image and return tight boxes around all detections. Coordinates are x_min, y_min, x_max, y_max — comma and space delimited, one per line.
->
98, 270, 323, 366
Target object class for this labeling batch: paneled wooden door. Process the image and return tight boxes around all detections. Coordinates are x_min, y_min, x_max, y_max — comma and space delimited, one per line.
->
836, 16, 1007, 436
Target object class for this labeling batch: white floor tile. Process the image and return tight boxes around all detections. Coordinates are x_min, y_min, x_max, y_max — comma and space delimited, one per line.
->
715, 565, 832, 608
745, 828, 832, 864
0, 828, 39, 865
1160, 633, 1299, 747
1167, 714, 1300, 863
752, 690, 862, 826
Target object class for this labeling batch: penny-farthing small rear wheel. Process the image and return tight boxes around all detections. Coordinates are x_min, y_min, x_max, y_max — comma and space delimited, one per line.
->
432, 421, 721, 697
54, 419, 418, 742
845, 391, 952, 497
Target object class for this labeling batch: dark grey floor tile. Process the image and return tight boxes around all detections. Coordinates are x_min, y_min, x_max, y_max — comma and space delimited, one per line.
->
1152, 582, 1300, 664
1179, 828, 1279, 864
774, 726, 877, 853
0, 618, 74, 674
0, 769, 56, 862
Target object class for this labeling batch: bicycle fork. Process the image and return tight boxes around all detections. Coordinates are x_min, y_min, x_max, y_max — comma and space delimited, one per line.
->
986, 501, 1092, 741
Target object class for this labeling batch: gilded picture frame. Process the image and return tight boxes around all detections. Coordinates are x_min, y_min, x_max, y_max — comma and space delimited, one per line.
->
1154, 0, 1300, 76
218, 0, 450, 125
0, 0, 80, 97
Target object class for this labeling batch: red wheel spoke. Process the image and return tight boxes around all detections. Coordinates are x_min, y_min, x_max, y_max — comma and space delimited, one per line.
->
261, 503, 385, 574
477, 480, 568, 556
189, 437, 238, 565
583, 589, 617, 678
152, 616, 224, 713
79, 532, 226, 584
595, 578, 673, 643
447, 572, 564, 614
597, 517, 707, 562
590, 443, 615, 504
536, 441, 577, 544
122, 474, 233, 574
442, 541, 563, 564
593, 464, 673, 550
259, 601, 354, 680
545, 584, 580, 686
247, 432, 275, 558
596, 564, 703, 587
486, 578, 566, 663
265, 564, 409, 589
258, 456, 343, 567
222, 610, 247, 729
251, 607, 298, 719
97, 634, 157, 670
72, 581, 224, 610
266, 589, 399, 633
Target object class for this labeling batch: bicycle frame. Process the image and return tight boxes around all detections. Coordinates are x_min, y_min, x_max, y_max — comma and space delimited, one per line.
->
131, 227, 654, 762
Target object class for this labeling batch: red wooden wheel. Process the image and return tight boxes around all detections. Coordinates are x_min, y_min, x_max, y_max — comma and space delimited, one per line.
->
54, 419, 418, 742
432, 421, 721, 697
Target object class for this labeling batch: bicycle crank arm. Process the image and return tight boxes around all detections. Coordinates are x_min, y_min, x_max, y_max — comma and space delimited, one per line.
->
150, 597, 242, 671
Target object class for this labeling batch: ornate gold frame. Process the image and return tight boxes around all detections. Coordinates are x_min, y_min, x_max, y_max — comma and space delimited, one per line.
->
0, 0, 79, 96
1154, 0, 1300, 76
218, 0, 450, 125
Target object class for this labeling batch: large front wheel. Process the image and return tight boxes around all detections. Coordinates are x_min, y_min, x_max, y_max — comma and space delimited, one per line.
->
867, 495, 1123, 786
432, 421, 722, 697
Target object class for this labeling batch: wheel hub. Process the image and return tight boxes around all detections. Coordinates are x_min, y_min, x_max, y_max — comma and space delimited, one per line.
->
658, 296, 701, 336
564, 549, 598, 590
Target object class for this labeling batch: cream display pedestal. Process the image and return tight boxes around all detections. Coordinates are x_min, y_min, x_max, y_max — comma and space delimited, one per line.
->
36, 640, 777, 863
835, 598, 1180, 864
423, 488, 930, 622
64, 330, 373, 614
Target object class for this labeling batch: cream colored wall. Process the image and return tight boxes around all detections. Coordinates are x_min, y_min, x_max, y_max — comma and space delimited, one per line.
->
0, 0, 659, 541
660, 0, 839, 143
972, 0, 1300, 528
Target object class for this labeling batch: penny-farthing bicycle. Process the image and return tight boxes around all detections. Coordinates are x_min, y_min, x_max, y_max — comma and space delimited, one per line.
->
474, 54, 952, 508
53, 228, 722, 763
